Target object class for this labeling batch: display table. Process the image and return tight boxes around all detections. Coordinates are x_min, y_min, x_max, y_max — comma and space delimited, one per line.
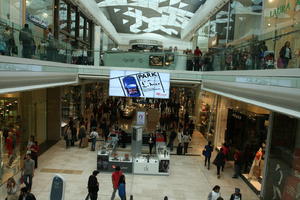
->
133, 155, 159, 175
97, 150, 133, 173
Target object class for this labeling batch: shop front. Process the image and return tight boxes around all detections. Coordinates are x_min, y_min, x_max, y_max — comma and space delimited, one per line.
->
262, 0, 300, 68
198, 91, 271, 193
0, 88, 62, 197
262, 113, 300, 200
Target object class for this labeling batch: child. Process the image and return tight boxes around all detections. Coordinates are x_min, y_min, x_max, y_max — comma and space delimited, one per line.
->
230, 188, 242, 200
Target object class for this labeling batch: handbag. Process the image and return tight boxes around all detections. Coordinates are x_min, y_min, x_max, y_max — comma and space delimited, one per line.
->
277, 57, 284, 68
202, 149, 206, 156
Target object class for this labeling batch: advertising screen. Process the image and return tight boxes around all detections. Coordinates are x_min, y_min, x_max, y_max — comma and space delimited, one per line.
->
109, 70, 170, 99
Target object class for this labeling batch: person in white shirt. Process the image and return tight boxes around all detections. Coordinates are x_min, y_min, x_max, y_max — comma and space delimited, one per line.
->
90, 128, 98, 151
177, 129, 183, 146
208, 185, 221, 200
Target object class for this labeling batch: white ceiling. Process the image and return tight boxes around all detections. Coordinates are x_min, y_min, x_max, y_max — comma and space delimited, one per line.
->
96, 0, 205, 37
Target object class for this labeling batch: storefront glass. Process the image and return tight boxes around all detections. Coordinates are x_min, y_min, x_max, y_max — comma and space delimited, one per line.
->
262, 0, 300, 68
0, 94, 21, 185
230, 0, 262, 41
26, 0, 53, 37
0, 0, 21, 25
198, 91, 218, 142
197, 20, 210, 52
263, 113, 300, 200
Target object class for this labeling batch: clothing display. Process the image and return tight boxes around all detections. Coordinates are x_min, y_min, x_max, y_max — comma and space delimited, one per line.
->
248, 148, 263, 179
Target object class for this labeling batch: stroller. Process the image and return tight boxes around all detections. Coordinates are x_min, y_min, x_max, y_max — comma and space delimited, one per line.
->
263, 51, 275, 69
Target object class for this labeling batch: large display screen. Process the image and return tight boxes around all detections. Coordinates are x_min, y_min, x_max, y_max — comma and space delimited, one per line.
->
109, 70, 170, 99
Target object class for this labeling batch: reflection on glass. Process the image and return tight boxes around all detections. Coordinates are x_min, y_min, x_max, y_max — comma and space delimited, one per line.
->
59, 1, 68, 31
79, 15, 84, 39
70, 7, 76, 36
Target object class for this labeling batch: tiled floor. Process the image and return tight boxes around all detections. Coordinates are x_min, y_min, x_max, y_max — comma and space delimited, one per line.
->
31, 131, 260, 200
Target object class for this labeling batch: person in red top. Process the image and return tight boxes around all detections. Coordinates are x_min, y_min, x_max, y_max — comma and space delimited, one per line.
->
221, 143, 229, 171
6, 132, 13, 157
111, 166, 123, 200
30, 141, 39, 168
194, 47, 202, 71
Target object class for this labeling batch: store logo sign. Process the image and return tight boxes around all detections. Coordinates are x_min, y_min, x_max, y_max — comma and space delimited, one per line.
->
270, 1, 300, 18
270, 3, 291, 17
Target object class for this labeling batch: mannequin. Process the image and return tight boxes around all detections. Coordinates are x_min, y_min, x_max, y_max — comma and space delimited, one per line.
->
248, 147, 264, 179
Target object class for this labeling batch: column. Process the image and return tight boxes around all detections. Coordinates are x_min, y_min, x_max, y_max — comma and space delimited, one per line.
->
94, 25, 101, 66
47, 87, 62, 141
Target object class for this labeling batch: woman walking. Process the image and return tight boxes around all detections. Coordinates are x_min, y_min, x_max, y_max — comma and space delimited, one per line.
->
203, 141, 213, 169
118, 175, 126, 200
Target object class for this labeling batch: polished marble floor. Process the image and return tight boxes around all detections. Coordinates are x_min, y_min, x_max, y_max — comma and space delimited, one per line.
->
30, 131, 260, 200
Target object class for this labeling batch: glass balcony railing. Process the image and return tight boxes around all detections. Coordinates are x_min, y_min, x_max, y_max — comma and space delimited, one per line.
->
0, 18, 299, 71
0, 18, 94, 65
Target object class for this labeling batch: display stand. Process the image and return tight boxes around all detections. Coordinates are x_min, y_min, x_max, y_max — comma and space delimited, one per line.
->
50, 174, 65, 200
97, 127, 170, 176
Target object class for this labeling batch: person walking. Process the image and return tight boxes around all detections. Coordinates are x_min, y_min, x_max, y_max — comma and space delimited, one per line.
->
23, 154, 35, 191
118, 174, 126, 200
203, 141, 213, 169
3, 26, 15, 56
19, 24, 34, 58
213, 148, 225, 179
64, 125, 72, 148
208, 185, 221, 200
167, 129, 177, 151
78, 122, 87, 148
148, 133, 155, 155
6, 177, 18, 200
18, 187, 36, 200
111, 166, 123, 200
279, 41, 292, 68
90, 128, 98, 151
230, 188, 242, 200
182, 133, 191, 155
232, 149, 242, 178
87, 170, 99, 200
194, 46, 203, 71
30, 141, 39, 168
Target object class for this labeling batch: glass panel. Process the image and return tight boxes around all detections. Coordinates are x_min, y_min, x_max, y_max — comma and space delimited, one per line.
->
79, 15, 84, 40
70, 7, 76, 36
264, 113, 299, 200
0, 96, 21, 185
85, 21, 89, 42
59, 0, 68, 32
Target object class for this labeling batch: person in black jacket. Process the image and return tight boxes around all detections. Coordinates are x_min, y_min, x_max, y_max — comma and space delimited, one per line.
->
18, 187, 36, 200
214, 148, 225, 179
230, 188, 242, 200
87, 170, 99, 200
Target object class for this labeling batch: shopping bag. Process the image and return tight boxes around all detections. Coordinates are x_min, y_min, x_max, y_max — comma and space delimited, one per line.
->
277, 57, 284, 68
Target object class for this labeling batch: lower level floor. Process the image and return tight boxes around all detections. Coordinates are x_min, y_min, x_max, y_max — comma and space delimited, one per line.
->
29, 131, 259, 200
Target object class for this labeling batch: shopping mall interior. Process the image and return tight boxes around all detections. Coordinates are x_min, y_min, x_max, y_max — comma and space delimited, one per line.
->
0, 0, 300, 200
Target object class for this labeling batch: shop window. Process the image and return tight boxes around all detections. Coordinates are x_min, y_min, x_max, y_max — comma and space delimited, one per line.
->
59, 1, 68, 32
79, 15, 85, 40
70, 6, 76, 37
263, 113, 299, 200
0, 97, 21, 185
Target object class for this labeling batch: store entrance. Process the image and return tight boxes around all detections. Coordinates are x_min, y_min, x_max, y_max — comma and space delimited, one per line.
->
77, 82, 198, 175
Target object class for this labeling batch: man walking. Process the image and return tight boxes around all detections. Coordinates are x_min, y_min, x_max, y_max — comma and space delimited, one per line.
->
111, 166, 123, 200
90, 128, 98, 151
23, 153, 35, 191
87, 170, 99, 200
18, 187, 36, 200
167, 129, 177, 151
19, 24, 34, 58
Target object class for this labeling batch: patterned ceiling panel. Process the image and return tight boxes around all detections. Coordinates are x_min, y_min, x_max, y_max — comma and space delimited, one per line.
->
96, 0, 206, 38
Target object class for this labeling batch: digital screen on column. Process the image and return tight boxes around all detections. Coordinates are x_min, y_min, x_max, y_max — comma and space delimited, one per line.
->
109, 70, 170, 99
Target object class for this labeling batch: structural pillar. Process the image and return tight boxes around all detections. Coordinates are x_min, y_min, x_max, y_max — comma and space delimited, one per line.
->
94, 26, 101, 66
